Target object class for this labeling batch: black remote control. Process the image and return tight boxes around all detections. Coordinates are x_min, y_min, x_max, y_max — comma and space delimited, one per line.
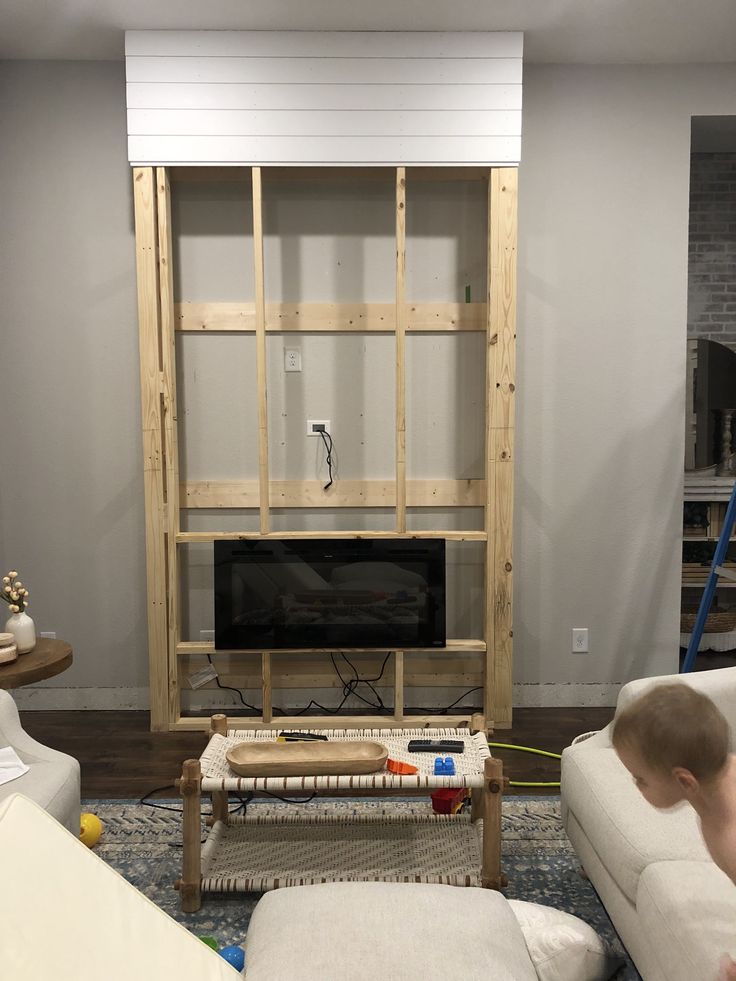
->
277, 732, 328, 742
408, 739, 465, 754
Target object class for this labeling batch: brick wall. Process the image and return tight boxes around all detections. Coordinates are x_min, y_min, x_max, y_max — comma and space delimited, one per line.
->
688, 152, 736, 350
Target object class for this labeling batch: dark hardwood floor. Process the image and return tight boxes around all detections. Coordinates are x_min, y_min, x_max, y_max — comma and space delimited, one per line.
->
19, 706, 615, 799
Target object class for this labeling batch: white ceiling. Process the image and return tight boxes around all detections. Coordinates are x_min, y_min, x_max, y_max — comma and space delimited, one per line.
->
1, 0, 736, 64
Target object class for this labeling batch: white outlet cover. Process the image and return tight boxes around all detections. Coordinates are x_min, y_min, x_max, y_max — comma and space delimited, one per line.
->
307, 419, 331, 436
572, 628, 589, 653
284, 349, 302, 372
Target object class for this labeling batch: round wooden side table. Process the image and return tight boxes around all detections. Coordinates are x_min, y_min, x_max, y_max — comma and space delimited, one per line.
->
0, 638, 73, 689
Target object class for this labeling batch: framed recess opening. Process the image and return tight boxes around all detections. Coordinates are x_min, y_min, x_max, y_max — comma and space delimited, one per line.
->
133, 164, 517, 732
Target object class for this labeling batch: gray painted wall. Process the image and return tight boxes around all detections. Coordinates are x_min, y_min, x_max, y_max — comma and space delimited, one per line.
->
2, 59, 736, 709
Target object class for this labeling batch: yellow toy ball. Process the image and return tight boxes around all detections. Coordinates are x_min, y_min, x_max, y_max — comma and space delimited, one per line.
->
79, 812, 103, 848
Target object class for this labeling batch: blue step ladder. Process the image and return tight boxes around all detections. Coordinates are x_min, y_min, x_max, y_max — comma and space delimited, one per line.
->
682, 480, 736, 673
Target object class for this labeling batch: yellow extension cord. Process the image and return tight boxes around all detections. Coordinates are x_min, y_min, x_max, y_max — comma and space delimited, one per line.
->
488, 741, 562, 789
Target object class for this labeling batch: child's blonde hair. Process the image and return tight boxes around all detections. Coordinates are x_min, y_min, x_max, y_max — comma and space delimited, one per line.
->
612, 683, 730, 781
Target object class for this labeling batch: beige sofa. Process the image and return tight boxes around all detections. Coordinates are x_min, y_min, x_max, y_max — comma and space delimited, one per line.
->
561, 666, 736, 981
1, 791, 618, 981
0, 688, 79, 833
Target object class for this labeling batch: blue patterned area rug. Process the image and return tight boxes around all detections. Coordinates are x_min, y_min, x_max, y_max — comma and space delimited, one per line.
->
85, 796, 638, 980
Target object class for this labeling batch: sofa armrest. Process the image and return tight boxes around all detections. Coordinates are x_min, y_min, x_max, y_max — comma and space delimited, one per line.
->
615, 666, 736, 729
0, 690, 70, 763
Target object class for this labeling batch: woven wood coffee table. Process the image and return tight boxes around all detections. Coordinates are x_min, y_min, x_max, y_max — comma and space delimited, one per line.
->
176, 713, 504, 912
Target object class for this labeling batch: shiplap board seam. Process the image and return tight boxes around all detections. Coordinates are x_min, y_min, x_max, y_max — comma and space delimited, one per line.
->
126, 83, 523, 111
126, 58, 522, 86
125, 31, 523, 59
128, 110, 521, 139
128, 136, 522, 166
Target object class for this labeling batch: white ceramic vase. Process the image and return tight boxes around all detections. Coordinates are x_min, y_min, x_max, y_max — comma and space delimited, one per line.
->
4, 611, 36, 654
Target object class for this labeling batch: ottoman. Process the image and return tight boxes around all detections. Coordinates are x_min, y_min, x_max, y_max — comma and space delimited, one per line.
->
245, 880, 619, 981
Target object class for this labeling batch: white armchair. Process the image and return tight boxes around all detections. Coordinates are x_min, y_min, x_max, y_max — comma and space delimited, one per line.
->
0, 689, 80, 834
561, 666, 736, 981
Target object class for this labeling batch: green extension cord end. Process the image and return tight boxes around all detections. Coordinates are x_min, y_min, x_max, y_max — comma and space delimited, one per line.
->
489, 741, 562, 789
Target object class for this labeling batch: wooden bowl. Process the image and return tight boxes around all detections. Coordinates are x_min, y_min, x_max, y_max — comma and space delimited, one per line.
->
225, 740, 388, 777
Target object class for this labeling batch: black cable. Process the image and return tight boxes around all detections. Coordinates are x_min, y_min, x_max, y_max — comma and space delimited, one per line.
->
318, 429, 334, 490
207, 653, 260, 713
261, 789, 317, 804
292, 651, 392, 715
139, 783, 183, 813
438, 686, 483, 713
139, 784, 253, 818
411, 686, 484, 715
338, 652, 391, 711
229, 791, 254, 815
331, 653, 386, 711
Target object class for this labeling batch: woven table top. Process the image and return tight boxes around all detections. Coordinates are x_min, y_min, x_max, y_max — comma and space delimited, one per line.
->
200, 727, 491, 792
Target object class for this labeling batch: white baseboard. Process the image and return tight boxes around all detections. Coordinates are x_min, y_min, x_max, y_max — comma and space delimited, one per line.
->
12, 683, 621, 711
513, 683, 622, 707
12, 687, 151, 710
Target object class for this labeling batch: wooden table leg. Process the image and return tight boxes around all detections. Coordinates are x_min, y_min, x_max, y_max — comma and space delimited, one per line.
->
209, 714, 229, 827
178, 758, 202, 912
471, 787, 483, 822
481, 755, 504, 890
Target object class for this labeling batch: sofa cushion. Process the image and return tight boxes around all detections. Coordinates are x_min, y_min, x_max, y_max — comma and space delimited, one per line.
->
616, 667, 736, 734
0, 757, 80, 835
0, 793, 241, 981
508, 900, 621, 981
636, 860, 736, 981
245, 881, 538, 981
562, 742, 710, 902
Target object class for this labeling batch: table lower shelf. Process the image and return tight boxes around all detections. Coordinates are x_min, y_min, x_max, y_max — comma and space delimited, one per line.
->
200, 811, 484, 893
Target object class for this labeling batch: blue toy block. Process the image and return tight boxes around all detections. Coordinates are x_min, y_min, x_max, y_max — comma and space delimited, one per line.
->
434, 757, 456, 776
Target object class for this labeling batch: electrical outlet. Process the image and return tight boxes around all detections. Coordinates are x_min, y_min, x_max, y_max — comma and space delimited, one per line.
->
199, 629, 214, 643
572, 628, 589, 653
307, 419, 331, 436
39, 631, 56, 640
284, 349, 302, 372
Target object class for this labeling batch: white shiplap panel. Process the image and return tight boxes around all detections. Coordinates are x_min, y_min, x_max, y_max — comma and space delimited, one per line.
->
128, 109, 522, 139
125, 30, 523, 60
124, 31, 523, 166
128, 134, 522, 166
126, 56, 523, 86
126, 82, 524, 112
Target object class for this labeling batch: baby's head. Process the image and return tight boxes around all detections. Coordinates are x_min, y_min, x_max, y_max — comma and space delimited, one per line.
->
612, 683, 730, 808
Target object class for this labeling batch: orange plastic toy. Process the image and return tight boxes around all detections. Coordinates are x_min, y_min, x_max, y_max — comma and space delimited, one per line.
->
386, 758, 419, 775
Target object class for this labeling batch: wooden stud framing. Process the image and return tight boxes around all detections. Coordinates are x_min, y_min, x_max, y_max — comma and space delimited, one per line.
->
252, 166, 270, 535
172, 713, 477, 732
485, 168, 517, 728
133, 167, 169, 731
177, 530, 487, 543
134, 164, 517, 732
261, 652, 272, 724
394, 651, 405, 722
395, 167, 407, 533
156, 167, 181, 725
181, 478, 485, 509
175, 300, 486, 333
